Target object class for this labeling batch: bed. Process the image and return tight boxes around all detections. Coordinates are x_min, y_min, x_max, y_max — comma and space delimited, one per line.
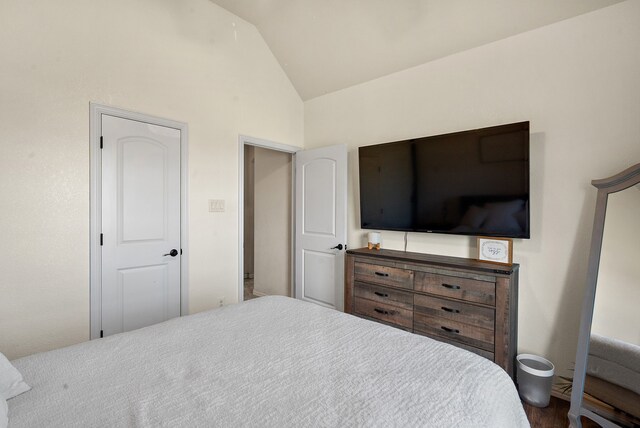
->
5, 296, 529, 427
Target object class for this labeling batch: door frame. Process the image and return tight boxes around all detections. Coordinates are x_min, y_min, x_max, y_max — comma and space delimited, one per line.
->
238, 135, 300, 302
89, 103, 189, 340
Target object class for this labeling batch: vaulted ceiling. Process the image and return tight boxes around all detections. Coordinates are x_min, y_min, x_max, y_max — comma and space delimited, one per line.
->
209, 0, 622, 100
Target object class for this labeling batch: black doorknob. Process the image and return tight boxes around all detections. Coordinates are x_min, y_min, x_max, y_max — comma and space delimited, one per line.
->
163, 249, 179, 257
330, 244, 344, 250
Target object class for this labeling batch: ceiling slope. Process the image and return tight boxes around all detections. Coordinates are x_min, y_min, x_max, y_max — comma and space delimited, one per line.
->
210, 0, 622, 100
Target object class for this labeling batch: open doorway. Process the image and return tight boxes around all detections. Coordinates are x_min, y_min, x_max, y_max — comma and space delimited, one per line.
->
239, 136, 299, 302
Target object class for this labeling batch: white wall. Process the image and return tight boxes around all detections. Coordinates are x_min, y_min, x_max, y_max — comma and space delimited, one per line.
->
253, 147, 292, 297
0, 0, 303, 359
304, 1, 640, 377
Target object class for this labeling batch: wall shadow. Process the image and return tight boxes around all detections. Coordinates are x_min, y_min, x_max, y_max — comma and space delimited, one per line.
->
543, 185, 598, 378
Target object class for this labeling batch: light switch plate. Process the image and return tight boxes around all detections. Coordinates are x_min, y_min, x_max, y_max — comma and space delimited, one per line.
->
208, 199, 225, 212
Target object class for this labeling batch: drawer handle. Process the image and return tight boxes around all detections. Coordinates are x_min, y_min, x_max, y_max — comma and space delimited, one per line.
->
442, 283, 461, 290
374, 291, 389, 298
374, 307, 391, 315
441, 306, 460, 314
374, 272, 389, 277
441, 326, 460, 334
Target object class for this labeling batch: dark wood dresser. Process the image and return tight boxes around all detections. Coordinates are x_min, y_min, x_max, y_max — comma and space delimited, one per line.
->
345, 247, 519, 378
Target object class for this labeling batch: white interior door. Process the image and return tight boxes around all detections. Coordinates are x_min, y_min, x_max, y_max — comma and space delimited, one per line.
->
295, 144, 347, 310
101, 115, 182, 336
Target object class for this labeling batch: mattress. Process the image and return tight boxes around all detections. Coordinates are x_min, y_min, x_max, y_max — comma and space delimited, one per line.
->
8, 296, 528, 427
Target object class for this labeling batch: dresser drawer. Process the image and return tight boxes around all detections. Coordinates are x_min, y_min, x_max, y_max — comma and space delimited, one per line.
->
414, 331, 495, 361
354, 298, 413, 329
414, 272, 495, 306
414, 294, 495, 331
414, 312, 494, 352
354, 282, 413, 311
354, 262, 413, 290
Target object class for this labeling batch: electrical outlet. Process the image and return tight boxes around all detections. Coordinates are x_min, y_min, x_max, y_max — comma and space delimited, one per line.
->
218, 297, 225, 307
209, 199, 225, 212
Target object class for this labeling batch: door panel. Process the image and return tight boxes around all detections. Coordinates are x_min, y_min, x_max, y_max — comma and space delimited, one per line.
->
295, 145, 347, 310
303, 159, 336, 235
101, 115, 181, 336
301, 249, 336, 307
120, 265, 169, 332
120, 138, 168, 242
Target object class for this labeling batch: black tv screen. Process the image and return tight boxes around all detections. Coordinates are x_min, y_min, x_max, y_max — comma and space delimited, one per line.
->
359, 121, 530, 238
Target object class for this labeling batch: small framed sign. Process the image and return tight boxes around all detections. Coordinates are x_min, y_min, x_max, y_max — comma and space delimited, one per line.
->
477, 237, 513, 265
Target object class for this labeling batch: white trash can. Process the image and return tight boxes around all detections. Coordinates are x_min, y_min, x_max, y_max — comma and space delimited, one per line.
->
516, 354, 555, 407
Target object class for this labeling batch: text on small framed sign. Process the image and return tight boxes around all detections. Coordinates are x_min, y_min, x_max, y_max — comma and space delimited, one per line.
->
477, 236, 513, 265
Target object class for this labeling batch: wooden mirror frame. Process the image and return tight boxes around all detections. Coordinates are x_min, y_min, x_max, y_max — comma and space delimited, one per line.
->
568, 163, 640, 427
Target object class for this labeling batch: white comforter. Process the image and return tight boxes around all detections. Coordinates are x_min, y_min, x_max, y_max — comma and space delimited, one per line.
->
9, 296, 529, 427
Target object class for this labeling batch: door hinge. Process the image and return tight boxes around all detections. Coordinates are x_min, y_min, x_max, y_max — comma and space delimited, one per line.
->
100, 330, 104, 338
100, 233, 103, 246
180, 249, 183, 255
100, 136, 103, 149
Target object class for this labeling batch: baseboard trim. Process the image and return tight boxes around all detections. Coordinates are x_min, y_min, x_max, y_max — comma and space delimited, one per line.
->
252, 290, 267, 297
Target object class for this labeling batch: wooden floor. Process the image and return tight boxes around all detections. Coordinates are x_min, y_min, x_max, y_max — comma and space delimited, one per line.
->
523, 396, 600, 428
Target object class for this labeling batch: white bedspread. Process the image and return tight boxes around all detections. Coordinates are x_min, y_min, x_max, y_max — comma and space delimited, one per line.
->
9, 296, 528, 427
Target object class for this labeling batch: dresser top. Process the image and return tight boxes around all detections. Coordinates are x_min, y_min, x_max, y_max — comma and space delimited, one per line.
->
346, 247, 519, 275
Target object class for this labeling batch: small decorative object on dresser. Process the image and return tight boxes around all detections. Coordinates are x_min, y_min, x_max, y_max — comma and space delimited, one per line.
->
345, 247, 519, 378
477, 236, 513, 265
367, 231, 381, 250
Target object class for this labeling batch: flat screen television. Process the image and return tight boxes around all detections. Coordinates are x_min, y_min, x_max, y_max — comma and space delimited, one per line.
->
358, 121, 530, 239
